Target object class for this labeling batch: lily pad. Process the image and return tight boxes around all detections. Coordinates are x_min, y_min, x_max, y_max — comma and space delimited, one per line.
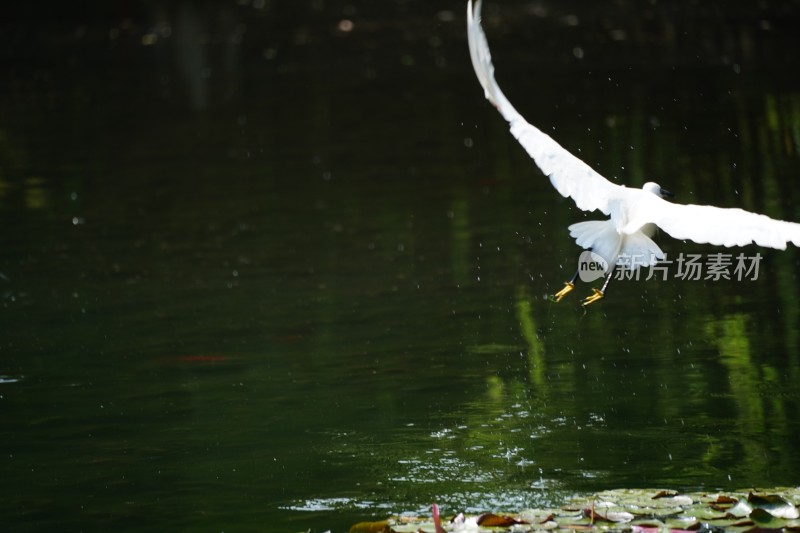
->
747, 492, 800, 520
356, 488, 800, 533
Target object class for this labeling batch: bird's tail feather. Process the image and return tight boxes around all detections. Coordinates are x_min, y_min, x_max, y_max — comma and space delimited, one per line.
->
569, 220, 664, 270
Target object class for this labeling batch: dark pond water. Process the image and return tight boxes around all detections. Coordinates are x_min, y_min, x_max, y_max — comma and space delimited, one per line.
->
2, 1, 800, 531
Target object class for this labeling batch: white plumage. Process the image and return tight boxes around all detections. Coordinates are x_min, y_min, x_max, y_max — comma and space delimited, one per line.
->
467, 0, 800, 304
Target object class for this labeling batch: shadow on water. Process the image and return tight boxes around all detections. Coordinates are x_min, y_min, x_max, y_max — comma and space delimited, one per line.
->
1, 1, 800, 531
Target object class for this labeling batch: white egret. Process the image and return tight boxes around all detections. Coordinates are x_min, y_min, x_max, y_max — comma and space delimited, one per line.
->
467, 0, 800, 305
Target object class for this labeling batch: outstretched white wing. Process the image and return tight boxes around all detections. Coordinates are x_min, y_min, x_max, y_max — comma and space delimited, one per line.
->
627, 194, 800, 250
467, 0, 622, 215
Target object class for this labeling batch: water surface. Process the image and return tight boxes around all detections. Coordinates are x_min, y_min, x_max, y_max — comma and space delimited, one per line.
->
2, 1, 800, 532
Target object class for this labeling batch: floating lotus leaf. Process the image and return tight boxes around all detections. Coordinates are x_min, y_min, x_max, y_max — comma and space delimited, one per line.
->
363, 488, 800, 533
747, 492, 800, 520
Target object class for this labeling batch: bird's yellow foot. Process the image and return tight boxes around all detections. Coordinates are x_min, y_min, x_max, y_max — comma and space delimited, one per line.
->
582, 288, 604, 306
551, 282, 575, 302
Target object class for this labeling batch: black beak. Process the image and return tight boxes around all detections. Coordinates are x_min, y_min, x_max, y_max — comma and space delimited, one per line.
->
660, 187, 674, 198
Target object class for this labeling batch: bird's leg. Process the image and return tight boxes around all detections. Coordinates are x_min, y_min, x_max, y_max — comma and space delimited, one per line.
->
582, 266, 615, 306
551, 268, 580, 302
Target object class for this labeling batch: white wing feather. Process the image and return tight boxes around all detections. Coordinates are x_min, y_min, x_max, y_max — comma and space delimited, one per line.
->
467, 0, 622, 215
628, 194, 800, 250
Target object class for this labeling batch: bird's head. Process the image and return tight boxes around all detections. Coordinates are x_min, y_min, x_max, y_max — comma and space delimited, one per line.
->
642, 181, 674, 199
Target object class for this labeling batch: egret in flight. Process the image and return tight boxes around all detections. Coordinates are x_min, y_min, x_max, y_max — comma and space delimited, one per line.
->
467, 0, 800, 305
